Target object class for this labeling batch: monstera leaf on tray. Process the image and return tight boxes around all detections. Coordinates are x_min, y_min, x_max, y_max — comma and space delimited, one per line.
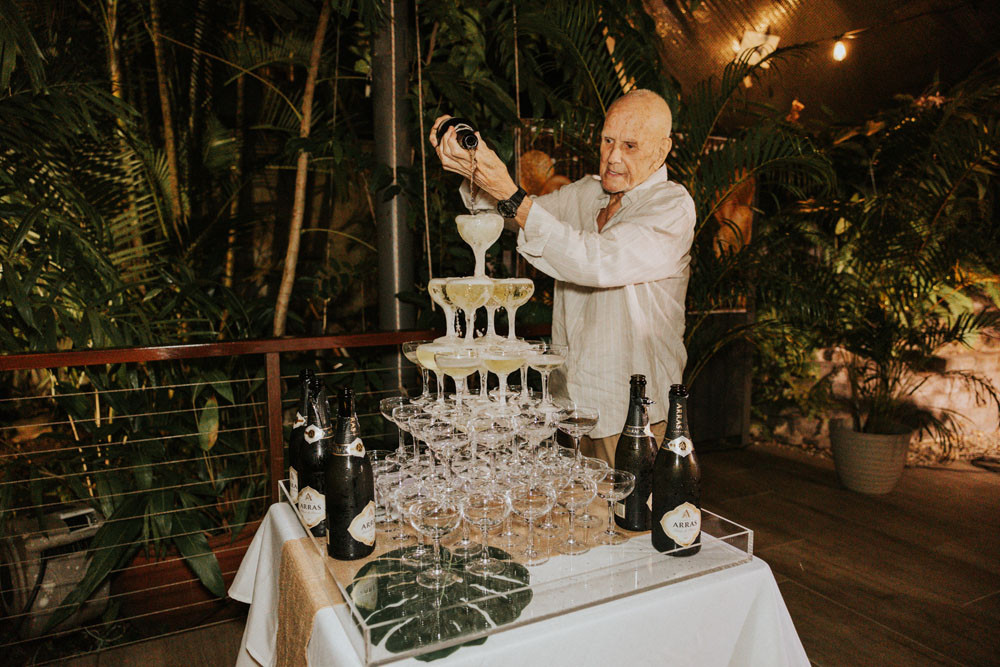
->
345, 546, 532, 661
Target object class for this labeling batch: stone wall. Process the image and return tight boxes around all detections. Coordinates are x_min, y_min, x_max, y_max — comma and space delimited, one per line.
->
756, 335, 1000, 466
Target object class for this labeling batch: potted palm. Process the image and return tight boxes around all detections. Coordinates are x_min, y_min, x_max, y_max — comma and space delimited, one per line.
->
778, 62, 1000, 493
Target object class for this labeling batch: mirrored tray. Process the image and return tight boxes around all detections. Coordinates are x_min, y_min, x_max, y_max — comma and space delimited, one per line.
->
280, 481, 752, 665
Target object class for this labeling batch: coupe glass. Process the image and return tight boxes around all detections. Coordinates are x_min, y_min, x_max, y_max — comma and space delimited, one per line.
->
576, 456, 609, 527
370, 451, 399, 533
419, 421, 454, 477
416, 342, 456, 404
455, 212, 503, 278
594, 469, 637, 545
391, 404, 422, 461
481, 278, 505, 343
527, 343, 567, 409
427, 278, 460, 343
461, 484, 510, 575
406, 413, 436, 469
376, 471, 413, 544
401, 340, 434, 404
442, 484, 481, 559
445, 277, 493, 344
556, 406, 600, 462
396, 478, 435, 569
435, 348, 482, 408
537, 464, 571, 536
380, 396, 407, 455
408, 497, 462, 588
481, 345, 526, 409
507, 482, 557, 566
499, 277, 534, 342
427, 433, 464, 490
522, 413, 557, 476
556, 472, 598, 556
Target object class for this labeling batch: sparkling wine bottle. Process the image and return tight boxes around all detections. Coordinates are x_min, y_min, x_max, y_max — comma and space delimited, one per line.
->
436, 117, 479, 150
613, 375, 657, 531
324, 387, 376, 560
651, 384, 702, 556
287, 368, 315, 504
297, 379, 333, 537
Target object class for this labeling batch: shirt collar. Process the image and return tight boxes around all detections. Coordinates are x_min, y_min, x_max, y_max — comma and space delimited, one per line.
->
591, 164, 668, 206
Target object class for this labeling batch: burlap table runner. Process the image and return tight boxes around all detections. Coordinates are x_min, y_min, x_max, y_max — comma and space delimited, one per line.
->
276, 536, 343, 666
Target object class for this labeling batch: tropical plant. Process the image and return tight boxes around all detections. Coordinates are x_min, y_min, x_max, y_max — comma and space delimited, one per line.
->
764, 57, 1000, 450
665, 47, 836, 384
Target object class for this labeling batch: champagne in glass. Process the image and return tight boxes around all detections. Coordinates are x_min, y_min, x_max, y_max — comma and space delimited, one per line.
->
456, 212, 503, 278
445, 277, 494, 344
435, 348, 482, 408
482, 346, 526, 409
416, 342, 457, 404
499, 278, 534, 342
427, 278, 460, 343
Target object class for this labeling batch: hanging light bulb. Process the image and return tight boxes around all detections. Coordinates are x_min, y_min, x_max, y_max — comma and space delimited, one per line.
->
833, 40, 847, 61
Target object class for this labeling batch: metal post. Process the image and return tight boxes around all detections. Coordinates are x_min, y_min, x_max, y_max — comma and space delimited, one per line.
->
373, 0, 415, 395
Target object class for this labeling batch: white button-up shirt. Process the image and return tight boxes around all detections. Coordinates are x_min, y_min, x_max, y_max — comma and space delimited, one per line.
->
516, 165, 695, 438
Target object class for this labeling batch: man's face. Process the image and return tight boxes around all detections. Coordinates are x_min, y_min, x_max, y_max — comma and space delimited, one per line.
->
599, 102, 670, 194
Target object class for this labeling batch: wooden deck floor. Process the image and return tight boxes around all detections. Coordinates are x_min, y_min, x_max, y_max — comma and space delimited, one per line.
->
701, 443, 1000, 667
74, 443, 999, 666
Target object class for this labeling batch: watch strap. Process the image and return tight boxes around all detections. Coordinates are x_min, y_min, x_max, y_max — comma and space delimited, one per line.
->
498, 187, 527, 218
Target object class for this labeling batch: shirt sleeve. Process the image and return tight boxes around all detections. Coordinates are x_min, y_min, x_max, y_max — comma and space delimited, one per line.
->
516, 183, 696, 288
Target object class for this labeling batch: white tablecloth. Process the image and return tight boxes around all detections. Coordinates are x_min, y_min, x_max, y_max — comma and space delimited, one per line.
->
230, 502, 808, 667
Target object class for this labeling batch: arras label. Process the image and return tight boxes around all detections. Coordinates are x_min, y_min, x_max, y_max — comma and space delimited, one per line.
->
665, 436, 693, 458
623, 424, 655, 438
333, 437, 366, 458
304, 425, 323, 443
660, 502, 701, 547
350, 572, 378, 611
347, 501, 376, 546
293, 412, 306, 428
614, 502, 625, 518
297, 486, 325, 529
289, 467, 299, 502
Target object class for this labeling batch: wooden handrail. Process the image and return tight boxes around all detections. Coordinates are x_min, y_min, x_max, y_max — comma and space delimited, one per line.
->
0, 329, 439, 371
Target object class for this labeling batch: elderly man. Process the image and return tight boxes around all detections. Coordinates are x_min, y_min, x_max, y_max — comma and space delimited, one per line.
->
431, 89, 695, 464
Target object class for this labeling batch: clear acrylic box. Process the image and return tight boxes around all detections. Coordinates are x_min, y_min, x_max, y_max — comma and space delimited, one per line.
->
280, 481, 753, 665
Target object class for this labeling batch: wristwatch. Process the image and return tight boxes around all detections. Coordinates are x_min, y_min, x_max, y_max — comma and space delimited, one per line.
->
497, 187, 527, 218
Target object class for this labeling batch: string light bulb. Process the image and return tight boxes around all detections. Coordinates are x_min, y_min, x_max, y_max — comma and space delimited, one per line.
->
833, 39, 847, 61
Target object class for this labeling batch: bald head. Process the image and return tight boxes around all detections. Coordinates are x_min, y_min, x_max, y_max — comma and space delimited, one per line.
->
599, 89, 674, 194
607, 89, 673, 138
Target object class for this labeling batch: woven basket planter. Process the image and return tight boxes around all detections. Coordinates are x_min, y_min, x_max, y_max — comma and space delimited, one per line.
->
830, 419, 912, 494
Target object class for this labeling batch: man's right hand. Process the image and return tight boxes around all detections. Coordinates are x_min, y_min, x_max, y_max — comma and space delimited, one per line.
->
429, 114, 530, 226
430, 114, 477, 181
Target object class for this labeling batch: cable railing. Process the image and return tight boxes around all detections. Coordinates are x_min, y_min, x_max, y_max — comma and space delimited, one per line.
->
0, 328, 465, 664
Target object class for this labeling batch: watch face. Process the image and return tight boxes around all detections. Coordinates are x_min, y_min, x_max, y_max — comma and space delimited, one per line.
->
498, 189, 524, 218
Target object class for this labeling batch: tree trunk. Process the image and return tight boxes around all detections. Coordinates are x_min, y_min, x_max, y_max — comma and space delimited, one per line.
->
272, 1, 332, 337
149, 0, 186, 241
222, 0, 246, 292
